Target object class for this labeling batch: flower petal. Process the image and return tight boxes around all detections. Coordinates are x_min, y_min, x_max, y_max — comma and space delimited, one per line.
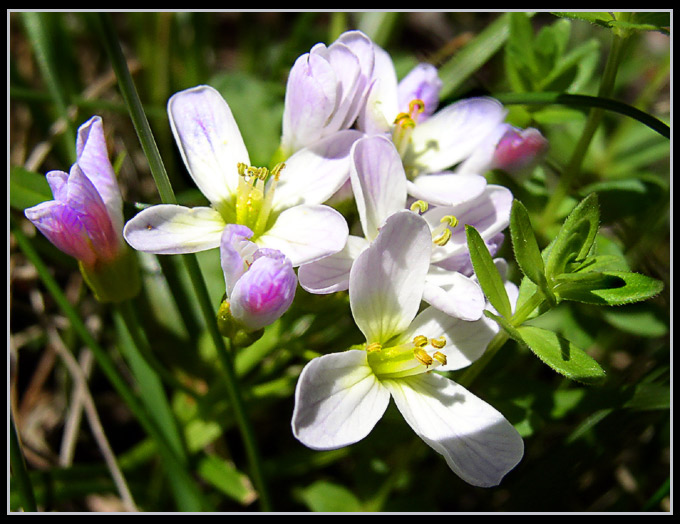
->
220, 224, 257, 296
75, 116, 124, 233
357, 44, 399, 135
292, 350, 390, 450
24, 200, 97, 266
298, 235, 369, 294
350, 135, 407, 241
123, 204, 225, 254
168, 85, 250, 208
406, 173, 487, 208
397, 62, 442, 120
422, 271, 486, 321
384, 373, 524, 487
257, 204, 349, 267
281, 52, 338, 154
273, 130, 364, 211
407, 97, 507, 175
349, 210, 431, 344
425, 185, 513, 264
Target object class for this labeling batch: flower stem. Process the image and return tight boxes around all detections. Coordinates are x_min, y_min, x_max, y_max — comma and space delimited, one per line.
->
539, 23, 629, 230
94, 12, 272, 510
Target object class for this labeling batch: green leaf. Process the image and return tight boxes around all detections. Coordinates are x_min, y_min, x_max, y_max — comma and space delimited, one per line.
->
554, 271, 664, 306
196, 454, 256, 506
516, 325, 607, 385
623, 383, 670, 411
601, 306, 668, 337
297, 480, 363, 512
9, 166, 52, 211
551, 12, 615, 28
551, 11, 670, 36
545, 193, 600, 279
509, 199, 546, 288
466, 225, 512, 318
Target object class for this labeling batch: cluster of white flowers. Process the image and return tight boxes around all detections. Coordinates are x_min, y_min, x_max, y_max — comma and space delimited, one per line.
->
27, 30, 548, 487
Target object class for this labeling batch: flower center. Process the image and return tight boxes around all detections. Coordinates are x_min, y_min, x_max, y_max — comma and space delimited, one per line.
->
392, 99, 425, 159
367, 334, 447, 379
410, 203, 459, 248
235, 162, 285, 239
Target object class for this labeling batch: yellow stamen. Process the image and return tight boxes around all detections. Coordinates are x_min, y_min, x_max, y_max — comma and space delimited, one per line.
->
413, 335, 428, 347
433, 229, 452, 246
433, 351, 447, 365
430, 336, 446, 349
431, 215, 458, 247
410, 200, 429, 215
414, 347, 434, 367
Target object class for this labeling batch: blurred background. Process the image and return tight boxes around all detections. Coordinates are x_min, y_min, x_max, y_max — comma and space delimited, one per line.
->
9, 11, 670, 512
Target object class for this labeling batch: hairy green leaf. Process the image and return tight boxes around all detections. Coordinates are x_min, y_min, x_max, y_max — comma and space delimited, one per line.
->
466, 225, 512, 318
516, 325, 607, 385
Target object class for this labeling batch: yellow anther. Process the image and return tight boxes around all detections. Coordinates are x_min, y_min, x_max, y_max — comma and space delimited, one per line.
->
440, 215, 459, 228
413, 335, 429, 347
430, 336, 446, 349
270, 162, 286, 180
414, 347, 434, 367
366, 342, 382, 353
410, 200, 429, 215
432, 351, 447, 366
409, 99, 426, 116
394, 112, 416, 128
433, 228, 452, 246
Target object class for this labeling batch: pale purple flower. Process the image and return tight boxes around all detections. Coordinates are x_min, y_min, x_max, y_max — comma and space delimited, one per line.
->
298, 135, 512, 321
280, 30, 375, 156
357, 44, 509, 206
124, 85, 360, 267
24, 116, 125, 268
220, 224, 297, 332
291, 210, 524, 487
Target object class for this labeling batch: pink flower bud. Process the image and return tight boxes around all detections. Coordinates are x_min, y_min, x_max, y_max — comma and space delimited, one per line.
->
492, 126, 548, 173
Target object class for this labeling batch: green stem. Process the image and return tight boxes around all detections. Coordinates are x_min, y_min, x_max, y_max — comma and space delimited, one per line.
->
94, 12, 271, 510
539, 24, 629, 229
457, 290, 546, 388
9, 411, 38, 512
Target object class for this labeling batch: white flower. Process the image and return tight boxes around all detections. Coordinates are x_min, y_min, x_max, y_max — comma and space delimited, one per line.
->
124, 85, 361, 267
291, 210, 524, 487
358, 44, 509, 207
298, 135, 512, 321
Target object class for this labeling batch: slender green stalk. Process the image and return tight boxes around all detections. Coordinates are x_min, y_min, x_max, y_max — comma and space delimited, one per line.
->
9, 412, 38, 512
494, 92, 670, 139
93, 12, 272, 510
12, 224, 205, 511
21, 12, 77, 164
539, 25, 629, 229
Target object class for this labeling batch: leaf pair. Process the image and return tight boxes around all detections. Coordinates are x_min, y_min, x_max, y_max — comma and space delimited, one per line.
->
467, 193, 664, 386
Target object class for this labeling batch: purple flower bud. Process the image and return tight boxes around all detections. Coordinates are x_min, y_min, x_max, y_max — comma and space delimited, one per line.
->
492, 126, 548, 173
397, 63, 442, 121
230, 249, 297, 331
23, 116, 140, 302
24, 117, 124, 268
220, 225, 297, 332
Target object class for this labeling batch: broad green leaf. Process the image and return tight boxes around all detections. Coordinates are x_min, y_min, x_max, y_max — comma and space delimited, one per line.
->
510, 199, 546, 288
545, 193, 600, 279
580, 177, 668, 224
466, 225, 512, 318
516, 325, 607, 385
552, 11, 670, 36
554, 271, 664, 306
196, 454, 256, 506
297, 480, 363, 512
10, 166, 52, 211
537, 38, 600, 93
